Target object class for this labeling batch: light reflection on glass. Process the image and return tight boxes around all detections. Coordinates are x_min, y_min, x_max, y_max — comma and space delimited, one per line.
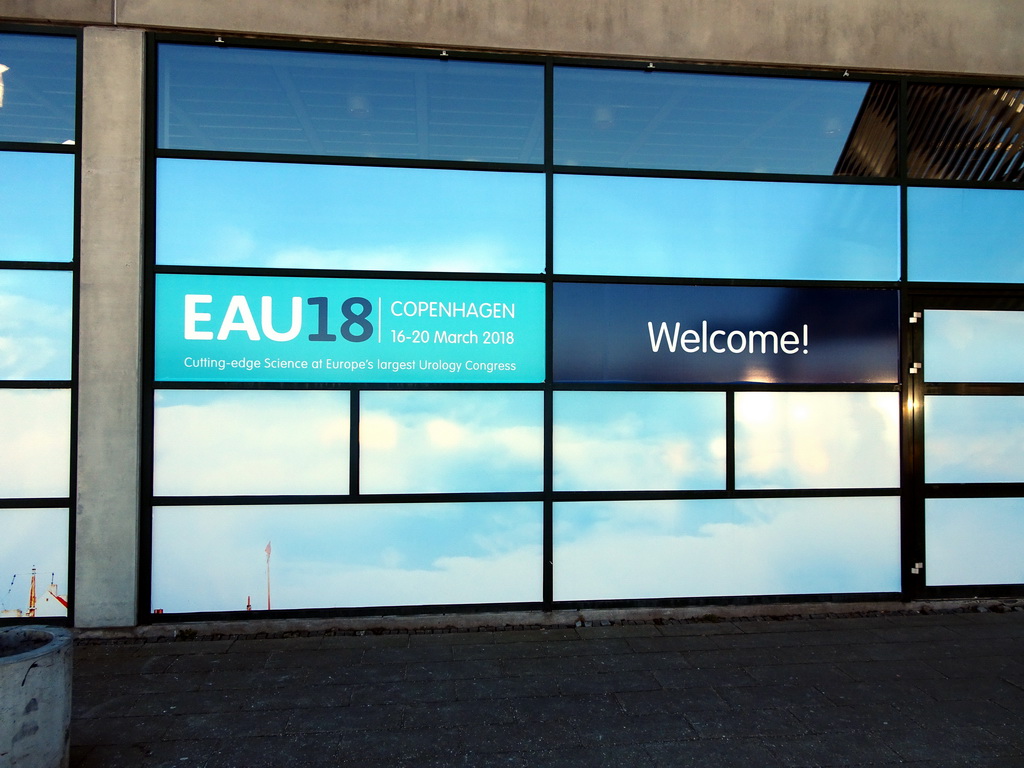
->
736, 392, 900, 489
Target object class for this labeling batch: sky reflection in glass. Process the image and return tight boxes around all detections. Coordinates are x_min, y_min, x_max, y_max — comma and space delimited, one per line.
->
926, 498, 1024, 586
159, 44, 543, 162
554, 497, 900, 601
0, 152, 75, 263
151, 502, 542, 612
360, 390, 543, 494
157, 159, 545, 273
925, 310, 1024, 383
0, 390, 70, 497
555, 67, 870, 174
554, 175, 899, 280
553, 391, 725, 491
0, 508, 68, 617
909, 188, 1024, 283
0, 269, 73, 380
736, 392, 900, 489
0, 34, 77, 144
154, 390, 350, 496
925, 396, 1024, 483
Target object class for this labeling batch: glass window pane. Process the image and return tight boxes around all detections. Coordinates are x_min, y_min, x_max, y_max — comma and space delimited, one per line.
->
909, 188, 1024, 283
736, 392, 900, 489
0, 508, 69, 617
554, 497, 900, 601
158, 44, 543, 163
151, 502, 542, 612
0, 269, 73, 380
925, 396, 1024, 483
0, 152, 75, 263
926, 498, 1024, 586
360, 391, 543, 494
908, 84, 1024, 183
0, 33, 77, 144
154, 390, 350, 496
157, 159, 545, 273
554, 175, 899, 280
553, 391, 725, 491
925, 310, 1024, 382
555, 67, 894, 176
0, 389, 70, 497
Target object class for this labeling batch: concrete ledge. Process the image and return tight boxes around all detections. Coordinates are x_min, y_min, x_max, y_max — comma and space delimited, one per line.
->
1, 0, 1023, 77
73, 598, 1024, 642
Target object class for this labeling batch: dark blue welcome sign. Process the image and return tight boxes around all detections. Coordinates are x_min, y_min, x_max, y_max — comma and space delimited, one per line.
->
553, 283, 899, 384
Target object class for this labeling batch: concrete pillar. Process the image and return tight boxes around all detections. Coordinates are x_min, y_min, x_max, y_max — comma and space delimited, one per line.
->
75, 26, 145, 628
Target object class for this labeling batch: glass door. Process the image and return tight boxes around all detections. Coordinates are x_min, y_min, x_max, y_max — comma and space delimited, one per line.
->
908, 298, 1024, 597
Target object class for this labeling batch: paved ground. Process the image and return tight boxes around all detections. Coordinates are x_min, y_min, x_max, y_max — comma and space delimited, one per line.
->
71, 607, 1024, 767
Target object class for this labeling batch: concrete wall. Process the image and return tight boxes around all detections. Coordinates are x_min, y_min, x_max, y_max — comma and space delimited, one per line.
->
75, 26, 145, 628
1, 0, 1024, 77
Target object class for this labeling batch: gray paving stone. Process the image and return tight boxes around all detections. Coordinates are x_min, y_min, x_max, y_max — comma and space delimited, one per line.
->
68, 611, 1024, 767
285, 702, 406, 733
400, 698, 517, 729
787, 702, 909, 732
652, 665, 758, 689
573, 711, 697, 746
684, 706, 808, 738
645, 735, 781, 767
507, 692, 624, 723
763, 731, 902, 766
744, 661, 855, 685
614, 686, 730, 715
718, 682, 835, 709
881, 725, 1024, 762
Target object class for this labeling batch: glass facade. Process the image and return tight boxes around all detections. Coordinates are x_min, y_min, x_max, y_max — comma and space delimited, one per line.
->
5, 27, 1018, 624
0, 31, 76, 621
146, 42, 932, 617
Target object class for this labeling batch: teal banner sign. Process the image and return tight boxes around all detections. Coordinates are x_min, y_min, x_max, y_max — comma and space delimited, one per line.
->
155, 274, 546, 383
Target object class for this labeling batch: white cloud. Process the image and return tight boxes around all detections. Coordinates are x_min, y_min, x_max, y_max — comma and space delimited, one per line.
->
0, 390, 70, 497
554, 497, 901, 601
154, 390, 349, 496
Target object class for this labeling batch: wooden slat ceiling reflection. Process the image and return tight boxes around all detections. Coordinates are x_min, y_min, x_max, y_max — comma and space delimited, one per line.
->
908, 84, 1024, 182
838, 82, 1024, 181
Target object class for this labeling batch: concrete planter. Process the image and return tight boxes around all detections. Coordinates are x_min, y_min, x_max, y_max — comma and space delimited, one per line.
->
0, 627, 73, 768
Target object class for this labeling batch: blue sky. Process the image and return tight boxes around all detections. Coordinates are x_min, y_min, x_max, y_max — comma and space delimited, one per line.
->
909, 188, 1024, 283
0, 152, 75, 262
157, 159, 545, 273
554, 174, 900, 280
